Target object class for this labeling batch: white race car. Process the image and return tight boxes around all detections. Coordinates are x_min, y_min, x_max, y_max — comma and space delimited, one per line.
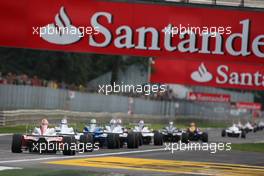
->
222, 124, 246, 138
243, 122, 255, 133
257, 121, 264, 130
133, 120, 154, 145
161, 122, 183, 142
55, 118, 94, 152
104, 119, 139, 149
11, 119, 78, 155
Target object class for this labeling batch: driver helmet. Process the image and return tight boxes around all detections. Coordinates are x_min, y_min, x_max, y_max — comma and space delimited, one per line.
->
40, 118, 49, 135
138, 120, 144, 128
169, 121, 174, 127
90, 119, 97, 129
189, 122, 196, 132
110, 119, 117, 127
61, 118, 68, 125
41, 118, 49, 126
190, 122, 196, 127
90, 119, 97, 124
117, 119, 122, 125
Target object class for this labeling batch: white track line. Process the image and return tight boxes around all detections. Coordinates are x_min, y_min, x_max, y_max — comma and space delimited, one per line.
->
0, 166, 21, 171
0, 133, 12, 136
0, 148, 164, 164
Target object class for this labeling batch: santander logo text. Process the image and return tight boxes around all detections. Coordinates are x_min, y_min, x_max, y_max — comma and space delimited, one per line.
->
216, 65, 264, 87
39, 5, 264, 59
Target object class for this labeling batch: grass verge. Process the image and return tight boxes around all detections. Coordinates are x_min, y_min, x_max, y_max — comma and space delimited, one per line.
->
0, 168, 105, 176
232, 143, 264, 153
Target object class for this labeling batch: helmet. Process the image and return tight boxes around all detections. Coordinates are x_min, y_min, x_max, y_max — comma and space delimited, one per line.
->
90, 119, 97, 124
41, 119, 49, 126
169, 121, 174, 126
139, 120, 144, 125
40, 119, 49, 135
117, 119, 122, 125
61, 118, 67, 124
138, 120, 144, 128
110, 119, 117, 125
190, 122, 196, 127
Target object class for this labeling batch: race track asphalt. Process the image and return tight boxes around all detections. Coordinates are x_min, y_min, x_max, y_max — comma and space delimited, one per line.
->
0, 129, 263, 176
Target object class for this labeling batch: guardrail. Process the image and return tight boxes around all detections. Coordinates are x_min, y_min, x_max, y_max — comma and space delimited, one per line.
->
0, 109, 178, 126
0, 84, 256, 126
139, 0, 264, 9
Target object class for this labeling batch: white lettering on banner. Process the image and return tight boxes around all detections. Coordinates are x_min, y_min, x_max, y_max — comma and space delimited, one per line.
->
216, 65, 264, 87
39, 7, 264, 59
89, 12, 263, 58
188, 92, 230, 103
191, 63, 264, 88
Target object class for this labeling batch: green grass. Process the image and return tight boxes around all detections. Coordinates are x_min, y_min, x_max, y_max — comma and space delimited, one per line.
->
0, 168, 101, 176
0, 125, 29, 134
232, 143, 264, 153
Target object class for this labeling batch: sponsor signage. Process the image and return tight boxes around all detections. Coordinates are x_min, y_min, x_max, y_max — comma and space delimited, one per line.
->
151, 58, 264, 90
236, 102, 262, 110
187, 92, 231, 103
0, 0, 264, 63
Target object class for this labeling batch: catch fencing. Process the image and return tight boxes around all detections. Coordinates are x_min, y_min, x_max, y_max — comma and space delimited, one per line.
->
0, 85, 252, 121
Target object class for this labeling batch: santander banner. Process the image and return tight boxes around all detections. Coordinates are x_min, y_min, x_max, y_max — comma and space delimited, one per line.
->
0, 0, 264, 63
151, 58, 264, 90
187, 92, 231, 103
236, 102, 262, 110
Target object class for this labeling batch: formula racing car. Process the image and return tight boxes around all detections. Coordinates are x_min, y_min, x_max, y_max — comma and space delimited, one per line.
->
103, 119, 139, 149
11, 118, 92, 155
221, 123, 246, 138
132, 120, 154, 145
181, 122, 208, 143
83, 119, 106, 147
160, 121, 182, 142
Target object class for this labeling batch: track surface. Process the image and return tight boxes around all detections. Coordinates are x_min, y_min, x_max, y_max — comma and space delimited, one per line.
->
0, 129, 264, 175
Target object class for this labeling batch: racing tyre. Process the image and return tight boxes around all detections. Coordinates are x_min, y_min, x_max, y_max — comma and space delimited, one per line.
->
107, 133, 120, 149
63, 136, 76, 156
153, 132, 163, 146
241, 131, 246, 139
137, 133, 143, 146
181, 133, 189, 144
221, 130, 226, 137
11, 134, 23, 153
127, 132, 138, 149
80, 134, 94, 152
201, 132, 208, 143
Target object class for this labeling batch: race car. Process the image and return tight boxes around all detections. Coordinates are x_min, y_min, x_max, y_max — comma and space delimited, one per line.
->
11, 119, 78, 155
181, 122, 208, 143
83, 119, 106, 147
243, 122, 255, 133
236, 121, 244, 130
221, 124, 246, 138
257, 120, 264, 130
160, 121, 182, 142
55, 118, 94, 152
104, 119, 139, 149
132, 120, 154, 145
